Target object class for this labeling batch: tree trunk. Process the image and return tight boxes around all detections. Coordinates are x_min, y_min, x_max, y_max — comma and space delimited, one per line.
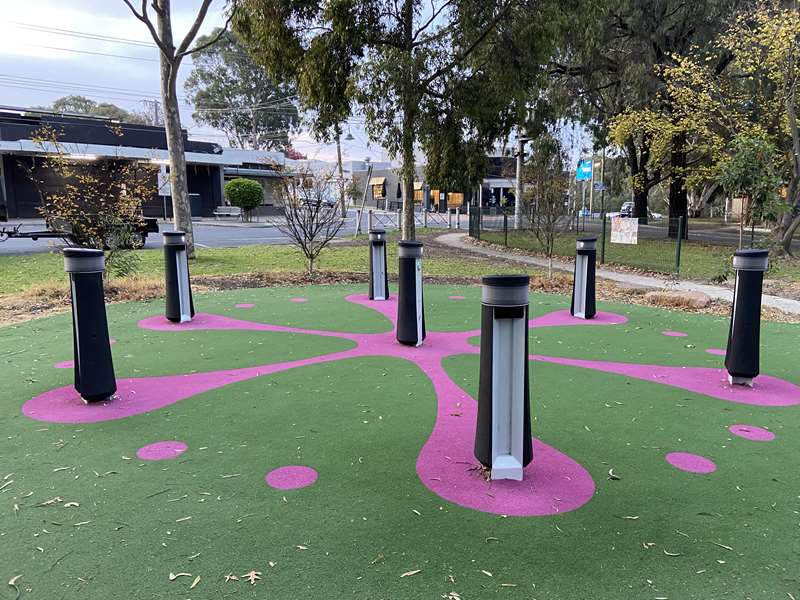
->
157, 2, 195, 257
625, 140, 649, 225
668, 133, 688, 239
399, 0, 416, 241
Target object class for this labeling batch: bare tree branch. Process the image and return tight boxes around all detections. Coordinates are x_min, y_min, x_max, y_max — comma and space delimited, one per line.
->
122, 0, 172, 56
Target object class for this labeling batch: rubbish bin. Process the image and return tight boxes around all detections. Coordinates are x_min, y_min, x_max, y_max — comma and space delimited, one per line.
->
368, 228, 389, 301
474, 275, 532, 480
63, 248, 116, 403
571, 237, 597, 319
163, 230, 195, 323
396, 240, 426, 346
725, 249, 769, 386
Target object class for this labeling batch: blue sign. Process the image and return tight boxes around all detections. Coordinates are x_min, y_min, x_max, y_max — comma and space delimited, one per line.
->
592, 182, 606, 191
576, 159, 593, 181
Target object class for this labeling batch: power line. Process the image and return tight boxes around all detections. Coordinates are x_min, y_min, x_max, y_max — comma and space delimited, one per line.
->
10, 21, 154, 48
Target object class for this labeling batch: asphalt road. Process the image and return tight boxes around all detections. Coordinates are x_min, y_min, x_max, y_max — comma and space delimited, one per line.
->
0, 211, 407, 256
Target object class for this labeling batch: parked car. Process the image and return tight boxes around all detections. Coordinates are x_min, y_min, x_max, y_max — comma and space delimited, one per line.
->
620, 201, 634, 217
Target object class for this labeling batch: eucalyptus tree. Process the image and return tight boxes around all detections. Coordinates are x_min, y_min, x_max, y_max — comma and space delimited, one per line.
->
234, 0, 547, 240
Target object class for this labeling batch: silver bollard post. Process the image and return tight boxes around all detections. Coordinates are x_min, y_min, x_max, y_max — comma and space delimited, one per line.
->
368, 209, 374, 232
456, 207, 461, 229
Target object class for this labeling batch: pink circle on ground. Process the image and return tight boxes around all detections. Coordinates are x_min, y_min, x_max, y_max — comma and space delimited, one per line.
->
729, 424, 775, 442
289, 297, 307, 303
265, 465, 318, 490
665, 452, 716, 474
706, 348, 726, 356
137, 441, 188, 461
662, 330, 688, 337
448, 295, 465, 300
235, 303, 255, 309
54, 360, 74, 369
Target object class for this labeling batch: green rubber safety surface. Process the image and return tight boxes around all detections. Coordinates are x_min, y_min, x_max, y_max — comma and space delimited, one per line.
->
0, 283, 798, 600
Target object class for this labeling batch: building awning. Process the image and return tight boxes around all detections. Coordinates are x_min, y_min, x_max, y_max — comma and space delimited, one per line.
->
223, 167, 283, 178
369, 177, 386, 185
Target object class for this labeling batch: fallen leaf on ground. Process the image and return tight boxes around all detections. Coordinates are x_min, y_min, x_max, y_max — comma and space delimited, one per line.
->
64, 502, 79, 508
169, 572, 192, 581
400, 570, 421, 578
242, 570, 261, 585
224, 573, 238, 582
608, 469, 621, 481
190, 575, 200, 589
480, 570, 493, 577
663, 550, 681, 557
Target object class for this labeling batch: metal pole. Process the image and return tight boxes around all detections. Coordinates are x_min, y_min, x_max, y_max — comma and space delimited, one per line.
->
601, 213, 606, 264
514, 137, 524, 230
504, 213, 508, 246
354, 164, 373, 237
588, 154, 595, 215
674, 216, 685, 275
368, 209, 374, 232
456, 207, 460, 229
448, 209, 452, 229
600, 149, 606, 263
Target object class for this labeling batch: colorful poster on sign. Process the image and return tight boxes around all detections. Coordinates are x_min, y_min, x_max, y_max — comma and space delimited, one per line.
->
576, 159, 593, 181
611, 216, 639, 244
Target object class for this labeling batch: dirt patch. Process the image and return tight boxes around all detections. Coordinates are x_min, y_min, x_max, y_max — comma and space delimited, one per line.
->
1, 263, 798, 327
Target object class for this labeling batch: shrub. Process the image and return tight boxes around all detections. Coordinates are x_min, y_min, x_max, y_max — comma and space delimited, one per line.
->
225, 178, 263, 216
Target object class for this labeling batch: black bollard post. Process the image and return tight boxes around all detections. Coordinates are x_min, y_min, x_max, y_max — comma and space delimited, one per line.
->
63, 248, 116, 403
368, 228, 389, 301
725, 249, 769, 387
570, 237, 597, 319
163, 230, 195, 323
474, 275, 533, 481
396, 240, 426, 346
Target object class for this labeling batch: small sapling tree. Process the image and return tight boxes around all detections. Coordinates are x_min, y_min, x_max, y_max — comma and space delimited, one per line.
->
277, 170, 345, 277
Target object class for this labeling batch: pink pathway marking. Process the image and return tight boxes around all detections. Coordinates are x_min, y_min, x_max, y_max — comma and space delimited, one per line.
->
137, 440, 188, 461
665, 452, 716, 474
265, 465, 318, 490
532, 355, 800, 407
24, 294, 800, 516
235, 303, 255, 309
530, 309, 628, 328
290, 297, 307, 303
662, 330, 688, 337
55, 337, 117, 370
706, 348, 726, 356
448, 295, 466, 300
729, 424, 775, 442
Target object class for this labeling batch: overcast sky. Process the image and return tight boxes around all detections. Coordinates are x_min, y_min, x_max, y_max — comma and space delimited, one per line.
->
0, 0, 385, 164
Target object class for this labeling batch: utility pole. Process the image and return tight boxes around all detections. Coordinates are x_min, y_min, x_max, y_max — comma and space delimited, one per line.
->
514, 136, 530, 229
335, 128, 347, 218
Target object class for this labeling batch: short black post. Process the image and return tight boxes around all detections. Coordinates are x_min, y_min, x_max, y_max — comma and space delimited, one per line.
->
725, 249, 769, 387
396, 240, 426, 346
570, 237, 597, 319
674, 216, 685, 276
368, 228, 389, 300
63, 248, 116, 403
474, 275, 532, 481
163, 230, 195, 323
503, 213, 508, 246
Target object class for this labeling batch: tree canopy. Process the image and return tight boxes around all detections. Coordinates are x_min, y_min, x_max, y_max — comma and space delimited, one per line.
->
38, 95, 150, 124
234, 0, 555, 239
185, 29, 300, 150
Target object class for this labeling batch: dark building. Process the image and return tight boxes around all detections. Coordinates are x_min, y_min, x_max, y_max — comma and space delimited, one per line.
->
0, 107, 240, 220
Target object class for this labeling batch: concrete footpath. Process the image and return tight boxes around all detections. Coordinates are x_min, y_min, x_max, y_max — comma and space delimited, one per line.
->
436, 232, 800, 316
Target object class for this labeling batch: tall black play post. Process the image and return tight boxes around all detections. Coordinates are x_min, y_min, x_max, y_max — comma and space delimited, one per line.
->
570, 237, 597, 319
163, 230, 195, 323
474, 275, 533, 481
63, 248, 116, 403
725, 249, 769, 387
368, 228, 389, 300
396, 240, 426, 346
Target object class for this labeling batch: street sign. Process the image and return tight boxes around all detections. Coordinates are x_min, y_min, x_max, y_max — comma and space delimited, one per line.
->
576, 159, 593, 181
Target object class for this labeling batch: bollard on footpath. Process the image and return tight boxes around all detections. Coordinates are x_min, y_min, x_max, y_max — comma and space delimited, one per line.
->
570, 237, 597, 319
163, 230, 195, 323
396, 240, 426, 346
368, 228, 389, 300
